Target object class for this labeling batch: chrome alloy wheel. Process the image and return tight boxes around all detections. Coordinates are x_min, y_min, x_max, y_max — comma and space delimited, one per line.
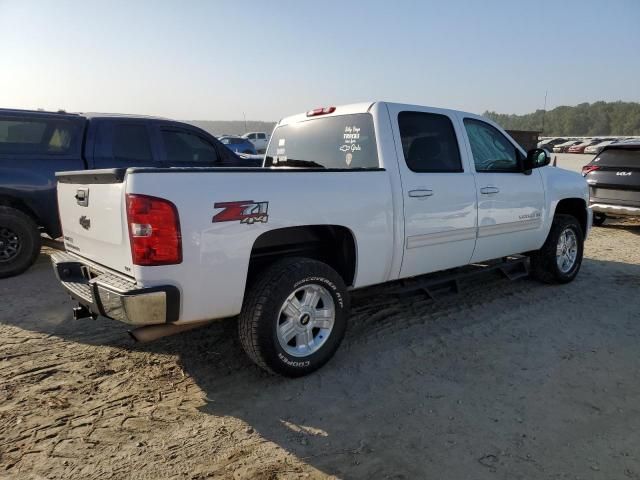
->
276, 284, 335, 357
556, 228, 578, 273
0, 227, 20, 263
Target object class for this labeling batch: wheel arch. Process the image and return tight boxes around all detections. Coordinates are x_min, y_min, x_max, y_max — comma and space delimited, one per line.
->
553, 197, 588, 236
247, 224, 357, 288
0, 195, 41, 225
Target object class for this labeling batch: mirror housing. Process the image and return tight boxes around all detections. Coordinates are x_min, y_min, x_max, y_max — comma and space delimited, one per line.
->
523, 148, 551, 171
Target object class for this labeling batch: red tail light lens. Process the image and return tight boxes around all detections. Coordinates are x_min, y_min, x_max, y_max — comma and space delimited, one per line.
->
581, 165, 600, 176
126, 194, 182, 266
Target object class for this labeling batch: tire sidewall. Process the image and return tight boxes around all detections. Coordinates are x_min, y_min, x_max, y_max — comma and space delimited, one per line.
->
0, 209, 41, 278
259, 265, 349, 376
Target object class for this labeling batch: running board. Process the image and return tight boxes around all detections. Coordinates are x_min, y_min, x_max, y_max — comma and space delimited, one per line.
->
370, 256, 529, 300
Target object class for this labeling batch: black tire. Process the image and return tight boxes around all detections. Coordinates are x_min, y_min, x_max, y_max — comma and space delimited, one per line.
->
239, 257, 349, 377
593, 212, 606, 226
530, 214, 583, 284
0, 206, 41, 279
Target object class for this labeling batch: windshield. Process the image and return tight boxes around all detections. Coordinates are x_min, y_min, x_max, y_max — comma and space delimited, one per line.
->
265, 113, 379, 169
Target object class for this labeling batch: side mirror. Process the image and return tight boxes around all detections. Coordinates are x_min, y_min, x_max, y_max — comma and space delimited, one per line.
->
524, 148, 551, 171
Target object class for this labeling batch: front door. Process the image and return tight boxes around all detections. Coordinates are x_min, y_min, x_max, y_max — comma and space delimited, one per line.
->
387, 105, 478, 278
461, 117, 546, 262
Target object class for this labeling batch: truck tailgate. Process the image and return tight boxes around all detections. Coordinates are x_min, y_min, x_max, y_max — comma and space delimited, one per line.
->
56, 170, 133, 276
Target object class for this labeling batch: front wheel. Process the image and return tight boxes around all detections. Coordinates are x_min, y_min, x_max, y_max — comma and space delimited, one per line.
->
239, 257, 349, 377
530, 214, 584, 284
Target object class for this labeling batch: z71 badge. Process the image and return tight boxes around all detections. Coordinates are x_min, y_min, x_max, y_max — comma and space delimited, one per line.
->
212, 200, 269, 224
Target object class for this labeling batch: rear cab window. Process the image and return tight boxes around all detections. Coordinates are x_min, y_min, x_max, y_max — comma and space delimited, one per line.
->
593, 148, 639, 169
93, 121, 154, 165
0, 116, 81, 156
265, 113, 379, 169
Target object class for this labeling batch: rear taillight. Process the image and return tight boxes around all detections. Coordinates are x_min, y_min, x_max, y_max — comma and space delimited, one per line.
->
126, 194, 182, 266
306, 106, 336, 117
581, 165, 600, 176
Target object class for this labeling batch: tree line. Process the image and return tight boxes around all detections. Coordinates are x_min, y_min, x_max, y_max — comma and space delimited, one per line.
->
483, 101, 640, 136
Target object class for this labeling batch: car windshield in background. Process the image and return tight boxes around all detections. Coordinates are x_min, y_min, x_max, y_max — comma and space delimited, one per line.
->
593, 148, 640, 169
0, 117, 79, 155
265, 113, 378, 169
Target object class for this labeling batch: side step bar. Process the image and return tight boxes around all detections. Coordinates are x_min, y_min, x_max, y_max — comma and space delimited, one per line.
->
366, 256, 529, 300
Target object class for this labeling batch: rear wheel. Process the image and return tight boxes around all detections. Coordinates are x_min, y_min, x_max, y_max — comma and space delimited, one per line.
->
0, 206, 41, 278
593, 212, 606, 226
239, 257, 349, 377
530, 214, 583, 284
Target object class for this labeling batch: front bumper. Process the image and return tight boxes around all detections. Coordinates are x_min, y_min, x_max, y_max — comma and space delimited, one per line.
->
51, 251, 179, 326
590, 203, 640, 217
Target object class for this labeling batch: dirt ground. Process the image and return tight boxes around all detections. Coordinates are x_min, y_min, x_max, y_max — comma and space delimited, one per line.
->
1, 219, 640, 480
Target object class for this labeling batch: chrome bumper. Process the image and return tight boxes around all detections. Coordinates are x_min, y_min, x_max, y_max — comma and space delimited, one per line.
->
51, 251, 179, 326
590, 203, 640, 217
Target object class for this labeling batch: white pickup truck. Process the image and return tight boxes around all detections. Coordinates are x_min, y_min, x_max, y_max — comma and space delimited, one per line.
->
51, 102, 591, 377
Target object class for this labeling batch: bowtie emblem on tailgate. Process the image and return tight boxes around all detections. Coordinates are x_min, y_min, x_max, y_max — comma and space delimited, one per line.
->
79, 216, 91, 230
212, 200, 269, 224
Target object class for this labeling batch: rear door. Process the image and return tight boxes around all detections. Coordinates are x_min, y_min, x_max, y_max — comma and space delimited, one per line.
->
588, 146, 640, 208
461, 117, 546, 262
386, 105, 478, 277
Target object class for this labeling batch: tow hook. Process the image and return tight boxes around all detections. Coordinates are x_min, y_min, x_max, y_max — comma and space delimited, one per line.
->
72, 304, 97, 320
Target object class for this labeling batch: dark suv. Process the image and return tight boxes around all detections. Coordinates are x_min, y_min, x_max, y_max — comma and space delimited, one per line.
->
582, 142, 640, 225
0, 109, 256, 278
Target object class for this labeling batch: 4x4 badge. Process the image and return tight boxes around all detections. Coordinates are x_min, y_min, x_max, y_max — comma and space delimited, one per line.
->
212, 201, 269, 224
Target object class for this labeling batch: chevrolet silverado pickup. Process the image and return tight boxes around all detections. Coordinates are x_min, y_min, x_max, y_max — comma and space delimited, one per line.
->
51, 102, 591, 376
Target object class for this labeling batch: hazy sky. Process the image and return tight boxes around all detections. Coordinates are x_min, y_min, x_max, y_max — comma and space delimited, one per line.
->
1, 0, 638, 121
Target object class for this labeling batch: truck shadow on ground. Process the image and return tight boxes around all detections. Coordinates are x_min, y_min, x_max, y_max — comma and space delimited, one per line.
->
3, 250, 640, 478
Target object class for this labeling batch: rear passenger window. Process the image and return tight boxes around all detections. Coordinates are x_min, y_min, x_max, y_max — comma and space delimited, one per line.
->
112, 124, 153, 162
398, 112, 462, 172
265, 114, 379, 169
161, 130, 219, 164
0, 117, 79, 155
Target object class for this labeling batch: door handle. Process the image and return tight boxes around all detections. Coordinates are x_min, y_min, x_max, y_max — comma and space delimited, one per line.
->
408, 189, 433, 198
480, 186, 500, 195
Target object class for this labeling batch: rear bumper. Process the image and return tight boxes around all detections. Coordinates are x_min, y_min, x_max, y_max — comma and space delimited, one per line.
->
590, 203, 640, 217
51, 251, 179, 325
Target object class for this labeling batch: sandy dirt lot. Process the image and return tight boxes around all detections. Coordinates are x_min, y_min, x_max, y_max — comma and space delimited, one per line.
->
1, 219, 640, 480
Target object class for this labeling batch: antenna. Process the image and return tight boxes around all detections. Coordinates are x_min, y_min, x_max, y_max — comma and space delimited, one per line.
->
541, 90, 548, 134
243, 112, 248, 134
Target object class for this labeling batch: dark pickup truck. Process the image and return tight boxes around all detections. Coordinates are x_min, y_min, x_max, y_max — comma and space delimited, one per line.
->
0, 108, 256, 278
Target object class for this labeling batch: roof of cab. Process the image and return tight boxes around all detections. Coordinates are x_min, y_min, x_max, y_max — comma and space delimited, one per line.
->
277, 101, 481, 126
0, 107, 167, 121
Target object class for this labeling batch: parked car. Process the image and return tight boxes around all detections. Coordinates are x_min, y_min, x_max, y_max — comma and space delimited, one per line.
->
51, 101, 590, 377
582, 142, 640, 225
0, 108, 248, 278
584, 139, 618, 155
553, 140, 583, 153
538, 137, 566, 151
219, 136, 257, 155
567, 139, 603, 154
242, 132, 270, 153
